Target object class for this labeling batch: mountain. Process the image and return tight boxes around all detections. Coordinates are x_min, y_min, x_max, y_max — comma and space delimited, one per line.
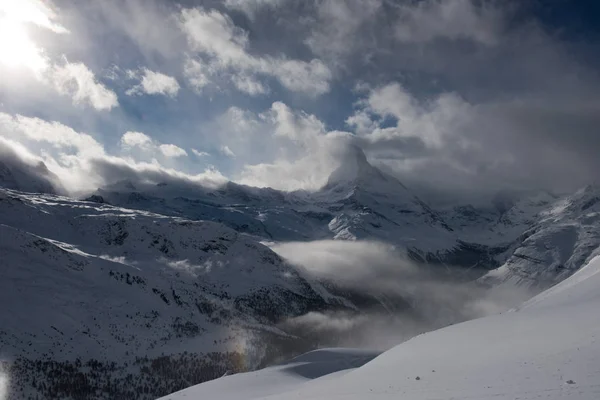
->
0, 188, 365, 399
91, 148, 521, 273
481, 185, 600, 291
161, 252, 600, 400
0, 145, 63, 195
3, 147, 600, 399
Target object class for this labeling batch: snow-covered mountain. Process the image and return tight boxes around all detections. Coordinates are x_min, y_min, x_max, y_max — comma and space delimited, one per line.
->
161, 252, 600, 400
0, 150, 64, 195
91, 148, 543, 273
2, 146, 600, 399
481, 185, 600, 291
0, 188, 365, 399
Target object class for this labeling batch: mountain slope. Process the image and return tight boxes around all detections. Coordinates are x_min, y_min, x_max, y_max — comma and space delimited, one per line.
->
92, 148, 517, 271
161, 252, 600, 400
0, 144, 63, 195
481, 185, 600, 291
0, 188, 356, 399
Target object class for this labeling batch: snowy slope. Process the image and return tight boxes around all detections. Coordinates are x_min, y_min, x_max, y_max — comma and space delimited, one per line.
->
481, 185, 600, 291
159, 348, 380, 400
163, 253, 600, 400
0, 188, 359, 399
0, 156, 63, 195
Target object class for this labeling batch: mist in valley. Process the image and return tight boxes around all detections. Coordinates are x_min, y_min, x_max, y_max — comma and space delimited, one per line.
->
271, 240, 534, 351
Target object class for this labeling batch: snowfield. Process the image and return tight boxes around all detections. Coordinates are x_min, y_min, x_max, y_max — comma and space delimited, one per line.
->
162, 255, 600, 400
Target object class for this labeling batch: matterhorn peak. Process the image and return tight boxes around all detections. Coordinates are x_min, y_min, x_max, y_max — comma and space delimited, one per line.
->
324, 146, 383, 188
322, 145, 410, 195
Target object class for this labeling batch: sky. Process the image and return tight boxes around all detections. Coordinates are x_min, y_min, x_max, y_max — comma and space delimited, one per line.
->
0, 0, 599, 200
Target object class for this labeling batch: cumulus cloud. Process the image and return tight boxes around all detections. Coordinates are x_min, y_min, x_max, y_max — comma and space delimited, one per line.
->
220, 145, 236, 158
178, 7, 332, 96
159, 143, 187, 158
229, 102, 352, 190
48, 62, 119, 111
126, 68, 180, 97
120, 131, 153, 151
120, 131, 187, 158
192, 149, 210, 157
0, 113, 224, 194
0, 112, 104, 156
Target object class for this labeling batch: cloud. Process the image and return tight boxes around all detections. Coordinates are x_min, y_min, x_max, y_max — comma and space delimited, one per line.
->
0, 112, 104, 156
120, 131, 153, 150
159, 144, 187, 158
178, 7, 332, 96
192, 149, 210, 157
126, 68, 180, 97
0, 137, 65, 194
223, 0, 288, 19
393, 0, 503, 45
180, 102, 352, 191
220, 145, 236, 158
90, 0, 183, 59
231, 73, 268, 95
0, 0, 70, 75
305, 0, 383, 65
0, 112, 226, 195
0, 0, 69, 34
120, 131, 187, 158
346, 81, 600, 200
272, 240, 533, 349
48, 62, 119, 111
183, 58, 211, 92
2, 0, 600, 201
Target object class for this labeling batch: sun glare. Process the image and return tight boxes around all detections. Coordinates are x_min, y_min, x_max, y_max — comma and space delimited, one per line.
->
0, 0, 67, 75
0, 17, 48, 73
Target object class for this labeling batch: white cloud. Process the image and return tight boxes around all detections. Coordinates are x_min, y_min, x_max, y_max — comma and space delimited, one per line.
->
120, 131, 188, 159
220, 145, 236, 158
126, 68, 180, 97
159, 144, 187, 158
234, 102, 353, 190
349, 82, 470, 148
192, 149, 210, 157
231, 73, 268, 95
183, 58, 212, 92
48, 62, 119, 111
120, 131, 154, 150
0, 112, 104, 157
394, 0, 503, 45
0, 113, 226, 194
178, 7, 332, 96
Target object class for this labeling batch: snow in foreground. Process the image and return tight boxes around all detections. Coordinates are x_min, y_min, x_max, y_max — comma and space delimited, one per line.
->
161, 255, 600, 400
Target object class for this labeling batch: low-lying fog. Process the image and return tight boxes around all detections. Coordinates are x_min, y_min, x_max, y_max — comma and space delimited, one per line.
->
270, 240, 534, 350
